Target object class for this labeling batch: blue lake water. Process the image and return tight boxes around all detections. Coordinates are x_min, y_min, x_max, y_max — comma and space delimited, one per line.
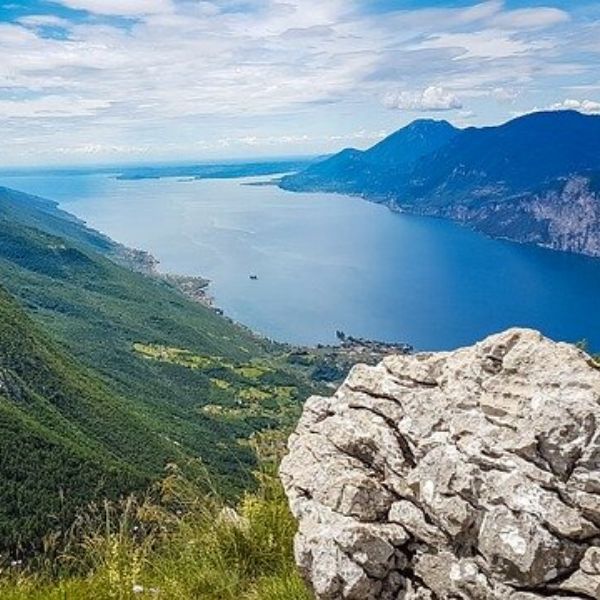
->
1, 170, 599, 351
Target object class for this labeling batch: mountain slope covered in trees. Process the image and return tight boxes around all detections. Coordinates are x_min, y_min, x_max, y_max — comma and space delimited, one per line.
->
0, 284, 168, 550
281, 111, 600, 257
0, 186, 315, 551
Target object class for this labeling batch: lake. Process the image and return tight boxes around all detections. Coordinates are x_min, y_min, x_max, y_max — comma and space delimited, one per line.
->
1, 170, 599, 351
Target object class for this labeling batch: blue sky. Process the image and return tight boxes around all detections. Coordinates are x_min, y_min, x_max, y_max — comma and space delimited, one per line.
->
0, 0, 599, 166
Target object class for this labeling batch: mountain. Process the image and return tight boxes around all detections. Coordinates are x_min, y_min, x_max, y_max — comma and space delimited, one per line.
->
280, 119, 458, 196
0, 284, 160, 550
408, 110, 600, 202
0, 185, 316, 551
0, 185, 157, 271
281, 111, 600, 257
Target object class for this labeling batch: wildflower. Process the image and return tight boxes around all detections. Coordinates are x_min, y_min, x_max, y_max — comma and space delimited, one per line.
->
132, 584, 145, 594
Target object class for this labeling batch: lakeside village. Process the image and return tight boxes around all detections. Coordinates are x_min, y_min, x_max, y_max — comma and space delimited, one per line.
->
134, 255, 414, 385
179, 273, 414, 382
282, 331, 413, 385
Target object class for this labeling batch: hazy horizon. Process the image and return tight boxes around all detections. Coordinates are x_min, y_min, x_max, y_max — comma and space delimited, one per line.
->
0, 107, 588, 172
1, 0, 599, 167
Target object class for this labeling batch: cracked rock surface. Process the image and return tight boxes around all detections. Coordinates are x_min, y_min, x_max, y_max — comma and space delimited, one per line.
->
280, 329, 600, 599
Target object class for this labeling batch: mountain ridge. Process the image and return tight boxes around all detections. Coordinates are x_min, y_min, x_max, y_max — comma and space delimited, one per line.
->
281, 118, 459, 196
280, 110, 600, 257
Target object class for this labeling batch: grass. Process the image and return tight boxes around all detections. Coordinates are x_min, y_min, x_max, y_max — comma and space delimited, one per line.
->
133, 343, 274, 381
133, 343, 225, 370
134, 343, 306, 422
210, 378, 232, 390
0, 447, 313, 600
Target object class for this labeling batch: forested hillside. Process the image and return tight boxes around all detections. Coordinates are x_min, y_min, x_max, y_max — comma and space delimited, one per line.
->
0, 186, 315, 552
0, 285, 169, 550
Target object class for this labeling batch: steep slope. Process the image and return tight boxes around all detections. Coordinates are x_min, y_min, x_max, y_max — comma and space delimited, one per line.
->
281, 111, 600, 257
280, 119, 458, 195
0, 285, 176, 551
408, 110, 600, 203
417, 175, 600, 257
0, 185, 155, 271
0, 186, 315, 550
365, 118, 458, 168
403, 111, 600, 255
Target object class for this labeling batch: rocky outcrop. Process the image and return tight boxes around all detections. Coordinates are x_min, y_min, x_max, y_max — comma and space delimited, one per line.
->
280, 329, 600, 599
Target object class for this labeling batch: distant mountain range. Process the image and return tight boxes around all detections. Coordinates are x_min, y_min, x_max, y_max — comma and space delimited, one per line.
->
281, 110, 600, 257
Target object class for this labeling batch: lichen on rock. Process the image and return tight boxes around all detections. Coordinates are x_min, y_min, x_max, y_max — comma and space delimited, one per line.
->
280, 329, 600, 599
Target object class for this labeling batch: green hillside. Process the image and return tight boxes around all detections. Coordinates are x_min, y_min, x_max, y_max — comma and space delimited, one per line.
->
0, 186, 117, 256
0, 186, 314, 552
0, 285, 164, 550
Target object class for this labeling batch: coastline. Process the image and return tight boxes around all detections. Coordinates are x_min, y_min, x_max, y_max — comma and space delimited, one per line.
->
278, 181, 600, 261
112, 243, 217, 306
112, 239, 414, 370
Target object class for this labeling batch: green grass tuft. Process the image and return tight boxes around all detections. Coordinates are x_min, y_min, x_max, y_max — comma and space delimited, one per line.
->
0, 458, 313, 600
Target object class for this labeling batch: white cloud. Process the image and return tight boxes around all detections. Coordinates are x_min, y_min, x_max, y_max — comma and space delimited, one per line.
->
514, 98, 600, 119
0, 0, 595, 164
17, 15, 71, 28
492, 87, 520, 103
489, 8, 569, 30
414, 30, 552, 60
383, 86, 463, 112
54, 0, 174, 16
564, 84, 600, 92
548, 99, 600, 114
221, 129, 386, 147
0, 96, 111, 118
456, 1, 504, 24
53, 143, 151, 155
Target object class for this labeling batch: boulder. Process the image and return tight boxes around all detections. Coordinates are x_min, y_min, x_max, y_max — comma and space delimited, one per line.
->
280, 329, 600, 599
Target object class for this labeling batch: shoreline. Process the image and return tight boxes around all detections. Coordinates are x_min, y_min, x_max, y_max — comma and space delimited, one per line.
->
110, 243, 215, 307
278, 181, 600, 261
116, 243, 414, 358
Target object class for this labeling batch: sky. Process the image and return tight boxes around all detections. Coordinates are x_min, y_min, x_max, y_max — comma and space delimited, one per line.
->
0, 0, 599, 167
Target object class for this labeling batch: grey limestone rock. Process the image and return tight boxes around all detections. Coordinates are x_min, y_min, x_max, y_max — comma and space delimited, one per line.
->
280, 329, 600, 599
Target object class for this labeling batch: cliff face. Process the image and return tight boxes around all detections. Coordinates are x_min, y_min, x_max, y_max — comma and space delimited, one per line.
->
281, 111, 600, 259
519, 178, 600, 256
409, 176, 600, 258
281, 329, 600, 599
